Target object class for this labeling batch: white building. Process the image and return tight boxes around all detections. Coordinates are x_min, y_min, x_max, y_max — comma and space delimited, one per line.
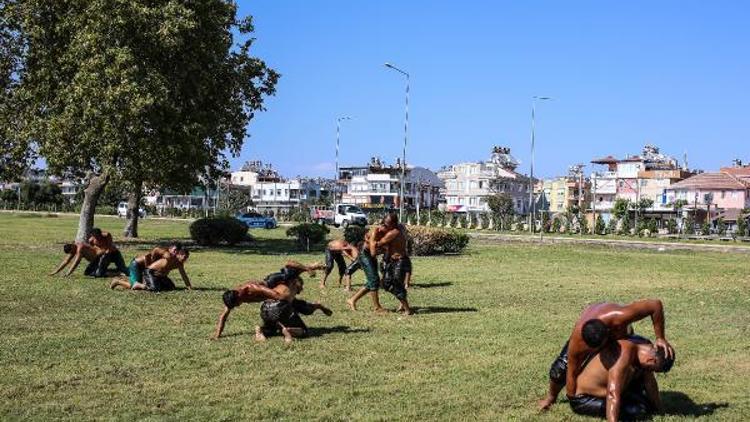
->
437, 146, 532, 214
229, 160, 331, 213
338, 157, 442, 209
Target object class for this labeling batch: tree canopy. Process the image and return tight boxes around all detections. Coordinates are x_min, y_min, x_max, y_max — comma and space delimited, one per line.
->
2, 0, 278, 239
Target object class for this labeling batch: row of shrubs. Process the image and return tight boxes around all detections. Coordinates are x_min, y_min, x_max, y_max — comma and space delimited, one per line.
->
189, 217, 470, 255
285, 223, 469, 255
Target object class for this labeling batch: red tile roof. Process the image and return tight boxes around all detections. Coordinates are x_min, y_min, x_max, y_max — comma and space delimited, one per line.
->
721, 167, 750, 176
669, 172, 750, 190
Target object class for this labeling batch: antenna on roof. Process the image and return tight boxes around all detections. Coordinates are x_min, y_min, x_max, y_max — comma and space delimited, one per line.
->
683, 151, 688, 171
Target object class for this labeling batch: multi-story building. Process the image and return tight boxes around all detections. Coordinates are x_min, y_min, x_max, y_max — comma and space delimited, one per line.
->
539, 164, 589, 214
437, 146, 532, 214
666, 164, 750, 231
590, 144, 692, 221
230, 160, 331, 213
338, 157, 442, 209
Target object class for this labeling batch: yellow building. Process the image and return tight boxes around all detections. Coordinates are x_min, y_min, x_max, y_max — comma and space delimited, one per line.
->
541, 176, 588, 214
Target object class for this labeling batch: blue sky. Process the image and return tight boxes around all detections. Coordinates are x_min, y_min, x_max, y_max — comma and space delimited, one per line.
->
233, 1, 750, 179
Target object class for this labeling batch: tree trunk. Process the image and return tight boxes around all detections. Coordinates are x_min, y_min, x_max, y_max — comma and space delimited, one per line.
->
123, 180, 143, 238
75, 173, 110, 242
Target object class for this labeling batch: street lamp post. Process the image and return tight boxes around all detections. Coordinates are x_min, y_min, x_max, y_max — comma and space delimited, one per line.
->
384, 62, 409, 222
529, 96, 551, 234
335, 116, 351, 203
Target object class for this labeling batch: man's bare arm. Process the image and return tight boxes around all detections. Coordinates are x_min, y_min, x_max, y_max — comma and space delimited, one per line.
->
565, 347, 584, 398
284, 260, 325, 273
178, 265, 192, 289
615, 299, 673, 359
605, 355, 632, 422
375, 228, 400, 247
50, 254, 74, 275
64, 252, 84, 276
212, 306, 230, 339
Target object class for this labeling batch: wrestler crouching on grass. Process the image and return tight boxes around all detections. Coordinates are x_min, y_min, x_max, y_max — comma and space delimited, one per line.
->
256, 276, 332, 343
49, 242, 105, 277
109, 243, 183, 290
538, 299, 675, 411
566, 335, 674, 421
212, 260, 325, 340
88, 228, 130, 277
111, 248, 191, 292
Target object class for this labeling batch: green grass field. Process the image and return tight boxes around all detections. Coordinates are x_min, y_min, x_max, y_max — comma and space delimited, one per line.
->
1, 213, 748, 421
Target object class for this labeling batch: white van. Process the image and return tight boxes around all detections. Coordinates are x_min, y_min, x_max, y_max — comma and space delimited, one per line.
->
117, 202, 147, 218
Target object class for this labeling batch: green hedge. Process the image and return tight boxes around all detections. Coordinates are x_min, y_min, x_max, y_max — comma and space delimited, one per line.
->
286, 223, 329, 250
189, 217, 250, 246
407, 226, 469, 256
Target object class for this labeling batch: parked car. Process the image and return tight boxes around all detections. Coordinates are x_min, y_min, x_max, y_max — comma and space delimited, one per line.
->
117, 202, 147, 218
310, 204, 367, 228
235, 212, 277, 229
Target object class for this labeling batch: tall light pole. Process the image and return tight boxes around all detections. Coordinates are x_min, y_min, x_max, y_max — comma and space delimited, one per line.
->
335, 116, 352, 203
529, 96, 552, 234
384, 62, 409, 222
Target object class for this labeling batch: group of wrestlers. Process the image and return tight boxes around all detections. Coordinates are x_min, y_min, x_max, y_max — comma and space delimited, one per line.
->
50, 216, 680, 420
538, 300, 676, 421
50, 227, 191, 292
211, 212, 416, 342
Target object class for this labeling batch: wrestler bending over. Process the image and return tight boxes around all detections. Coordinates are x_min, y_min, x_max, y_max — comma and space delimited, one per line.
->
49, 243, 104, 277
87, 228, 129, 277
212, 260, 325, 339
562, 335, 674, 420
110, 243, 182, 290
111, 249, 191, 292
256, 277, 332, 343
320, 239, 358, 289
538, 300, 675, 411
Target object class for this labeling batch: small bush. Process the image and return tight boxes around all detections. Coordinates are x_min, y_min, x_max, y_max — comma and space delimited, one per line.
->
407, 226, 469, 256
344, 225, 367, 244
190, 217, 250, 246
287, 223, 330, 250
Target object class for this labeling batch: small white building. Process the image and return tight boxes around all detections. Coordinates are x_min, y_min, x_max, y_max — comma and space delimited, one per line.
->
229, 160, 331, 213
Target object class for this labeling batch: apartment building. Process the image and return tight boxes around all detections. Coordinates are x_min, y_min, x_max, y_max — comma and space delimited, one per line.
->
338, 157, 442, 209
230, 160, 331, 213
540, 165, 589, 214
590, 144, 692, 220
437, 146, 531, 214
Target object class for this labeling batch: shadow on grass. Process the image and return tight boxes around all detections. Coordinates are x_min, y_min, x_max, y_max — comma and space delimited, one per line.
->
175, 286, 227, 292
306, 325, 371, 338
410, 282, 453, 289
412, 306, 478, 314
206, 238, 326, 256
661, 391, 729, 417
221, 325, 370, 339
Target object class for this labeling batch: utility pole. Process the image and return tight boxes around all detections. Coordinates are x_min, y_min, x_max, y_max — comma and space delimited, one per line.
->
578, 170, 583, 236
635, 178, 641, 235
384, 63, 409, 222
592, 173, 597, 234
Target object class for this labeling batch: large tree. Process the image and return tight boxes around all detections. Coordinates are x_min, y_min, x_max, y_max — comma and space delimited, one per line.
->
0, 0, 32, 181
4, 0, 278, 240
